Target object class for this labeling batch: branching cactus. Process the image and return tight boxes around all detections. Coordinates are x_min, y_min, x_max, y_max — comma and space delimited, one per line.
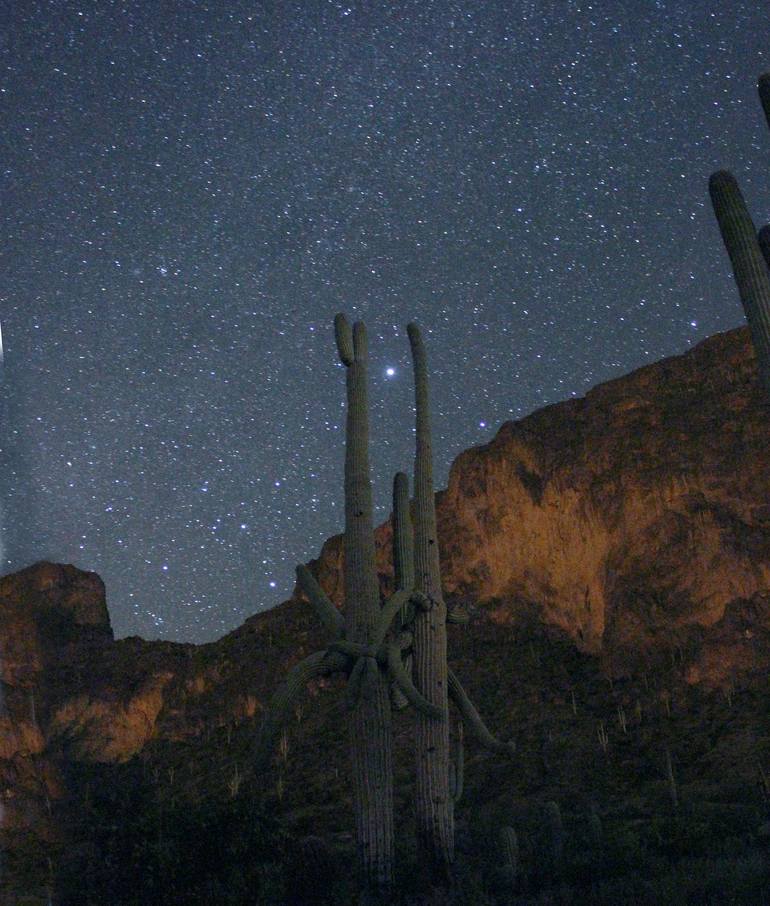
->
257, 317, 513, 897
336, 316, 395, 893
256, 315, 440, 898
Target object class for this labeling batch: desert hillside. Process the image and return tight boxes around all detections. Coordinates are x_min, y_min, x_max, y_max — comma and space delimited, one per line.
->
1, 327, 769, 904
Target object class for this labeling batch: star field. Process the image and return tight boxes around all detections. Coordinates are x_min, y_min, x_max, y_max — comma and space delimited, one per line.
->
2, 2, 769, 641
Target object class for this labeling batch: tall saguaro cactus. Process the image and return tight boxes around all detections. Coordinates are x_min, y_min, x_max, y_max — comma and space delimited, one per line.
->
257, 316, 440, 898
408, 322, 454, 882
336, 315, 395, 892
406, 323, 516, 888
257, 317, 512, 899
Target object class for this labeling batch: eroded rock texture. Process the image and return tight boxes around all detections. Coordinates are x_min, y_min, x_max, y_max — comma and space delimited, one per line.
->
308, 327, 770, 684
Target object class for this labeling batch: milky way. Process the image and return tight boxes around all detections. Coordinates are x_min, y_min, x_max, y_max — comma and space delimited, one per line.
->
3, 2, 769, 641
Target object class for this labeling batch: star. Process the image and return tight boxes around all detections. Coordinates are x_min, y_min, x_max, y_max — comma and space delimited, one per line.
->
2, 0, 762, 641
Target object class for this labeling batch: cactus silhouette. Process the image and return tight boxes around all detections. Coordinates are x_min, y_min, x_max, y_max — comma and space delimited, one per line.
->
407, 322, 515, 887
408, 322, 454, 880
709, 170, 770, 393
257, 317, 513, 897
709, 72, 770, 395
255, 315, 438, 897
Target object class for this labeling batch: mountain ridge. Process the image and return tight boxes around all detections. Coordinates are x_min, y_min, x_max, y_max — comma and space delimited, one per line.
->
2, 326, 770, 902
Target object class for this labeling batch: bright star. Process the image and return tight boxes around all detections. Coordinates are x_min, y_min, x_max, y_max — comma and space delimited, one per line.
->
385, 367, 395, 377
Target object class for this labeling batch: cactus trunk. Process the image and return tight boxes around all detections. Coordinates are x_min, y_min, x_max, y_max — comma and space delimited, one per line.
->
408, 322, 454, 885
709, 170, 770, 393
337, 316, 395, 894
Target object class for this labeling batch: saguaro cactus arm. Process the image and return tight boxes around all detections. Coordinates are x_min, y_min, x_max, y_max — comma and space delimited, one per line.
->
254, 649, 350, 767
449, 721, 464, 804
386, 641, 445, 718
446, 605, 471, 625
295, 564, 345, 639
448, 668, 516, 755
373, 589, 411, 649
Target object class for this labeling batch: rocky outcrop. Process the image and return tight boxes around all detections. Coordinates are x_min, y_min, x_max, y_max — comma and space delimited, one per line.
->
1, 328, 768, 776
307, 327, 770, 683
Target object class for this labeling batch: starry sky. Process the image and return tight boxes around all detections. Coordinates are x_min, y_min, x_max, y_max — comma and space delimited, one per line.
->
2, 1, 769, 642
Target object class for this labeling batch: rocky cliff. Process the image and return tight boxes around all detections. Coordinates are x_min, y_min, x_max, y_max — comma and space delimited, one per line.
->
2, 327, 770, 903
310, 325, 770, 684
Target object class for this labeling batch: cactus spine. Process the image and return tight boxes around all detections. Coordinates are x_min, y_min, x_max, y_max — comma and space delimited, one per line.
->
408, 322, 454, 882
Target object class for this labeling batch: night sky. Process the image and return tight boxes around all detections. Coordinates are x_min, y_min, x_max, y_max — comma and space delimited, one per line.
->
3, 2, 769, 642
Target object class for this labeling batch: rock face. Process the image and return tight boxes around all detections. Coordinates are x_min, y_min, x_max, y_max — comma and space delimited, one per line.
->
309, 327, 770, 684
2, 327, 770, 901
0, 562, 111, 762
